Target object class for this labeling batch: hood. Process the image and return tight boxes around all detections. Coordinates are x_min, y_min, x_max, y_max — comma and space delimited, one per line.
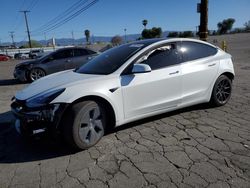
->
16, 59, 40, 68
15, 70, 105, 100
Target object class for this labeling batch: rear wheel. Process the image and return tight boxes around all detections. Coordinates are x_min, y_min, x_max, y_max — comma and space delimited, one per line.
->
210, 75, 232, 106
63, 101, 106, 150
29, 68, 46, 81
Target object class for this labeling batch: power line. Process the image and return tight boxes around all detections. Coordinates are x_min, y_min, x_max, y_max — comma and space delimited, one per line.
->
40, 0, 98, 34
31, 0, 88, 33
32, 0, 99, 36
12, 0, 39, 33
28, 0, 39, 10
12, 0, 27, 31
32, 0, 95, 35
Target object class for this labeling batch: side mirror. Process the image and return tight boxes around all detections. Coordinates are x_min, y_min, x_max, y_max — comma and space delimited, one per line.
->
48, 56, 54, 61
132, 64, 151, 74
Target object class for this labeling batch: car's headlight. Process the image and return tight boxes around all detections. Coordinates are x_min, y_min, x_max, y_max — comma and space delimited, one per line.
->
26, 88, 65, 108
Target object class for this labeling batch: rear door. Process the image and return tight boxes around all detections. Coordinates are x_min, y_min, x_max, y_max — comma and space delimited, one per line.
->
180, 41, 219, 104
121, 42, 182, 119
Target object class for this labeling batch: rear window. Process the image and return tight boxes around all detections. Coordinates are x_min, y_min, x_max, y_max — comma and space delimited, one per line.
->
180, 41, 217, 62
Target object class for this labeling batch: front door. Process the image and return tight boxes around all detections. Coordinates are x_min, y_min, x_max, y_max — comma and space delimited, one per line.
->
45, 49, 74, 74
121, 42, 182, 119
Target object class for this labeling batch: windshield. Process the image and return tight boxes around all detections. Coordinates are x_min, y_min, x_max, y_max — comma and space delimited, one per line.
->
37, 51, 53, 60
76, 43, 145, 75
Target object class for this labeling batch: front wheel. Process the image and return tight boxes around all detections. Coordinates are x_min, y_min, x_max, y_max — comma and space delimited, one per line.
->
210, 75, 232, 106
63, 101, 106, 150
29, 68, 46, 81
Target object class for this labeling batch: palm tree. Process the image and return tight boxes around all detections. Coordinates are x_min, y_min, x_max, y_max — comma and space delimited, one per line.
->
142, 19, 148, 29
84, 29, 90, 44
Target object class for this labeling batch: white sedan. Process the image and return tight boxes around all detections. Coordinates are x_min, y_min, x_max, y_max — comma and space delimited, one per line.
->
11, 38, 234, 150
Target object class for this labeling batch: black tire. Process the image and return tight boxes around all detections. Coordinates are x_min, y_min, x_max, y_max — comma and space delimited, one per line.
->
28, 68, 46, 82
62, 101, 106, 150
210, 75, 232, 106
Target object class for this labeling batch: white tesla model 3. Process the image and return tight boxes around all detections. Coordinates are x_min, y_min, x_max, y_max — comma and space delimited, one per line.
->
11, 38, 235, 149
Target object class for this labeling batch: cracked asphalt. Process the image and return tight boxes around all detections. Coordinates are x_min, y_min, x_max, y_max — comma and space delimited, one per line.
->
0, 33, 250, 188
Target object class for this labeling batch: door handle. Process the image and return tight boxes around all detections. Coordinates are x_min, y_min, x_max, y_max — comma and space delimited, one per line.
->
208, 63, 216, 67
169, 71, 179, 75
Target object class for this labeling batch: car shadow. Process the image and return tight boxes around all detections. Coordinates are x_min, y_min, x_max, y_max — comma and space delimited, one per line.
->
0, 103, 213, 164
0, 79, 25, 86
0, 111, 75, 164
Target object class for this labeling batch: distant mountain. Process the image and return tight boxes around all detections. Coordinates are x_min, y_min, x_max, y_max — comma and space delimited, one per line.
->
1, 31, 171, 47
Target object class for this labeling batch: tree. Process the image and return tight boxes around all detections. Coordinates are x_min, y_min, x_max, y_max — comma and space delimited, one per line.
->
20, 40, 42, 48
141, 27, 162, 39
84, 29, 90, 44
217, 18, 235, 34
168, 32, 179, 38
142, 19, 148, 29
179, 31, 194, 38
111, 35, 123, 46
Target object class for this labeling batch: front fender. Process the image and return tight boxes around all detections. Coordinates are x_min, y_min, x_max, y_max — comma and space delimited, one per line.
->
51, 82, 124, 125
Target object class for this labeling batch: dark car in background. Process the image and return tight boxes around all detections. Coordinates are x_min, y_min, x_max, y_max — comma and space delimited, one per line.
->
14, 47, 98, 82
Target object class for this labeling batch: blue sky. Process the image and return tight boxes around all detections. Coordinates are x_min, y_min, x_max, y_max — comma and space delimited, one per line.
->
0, 0, 249, 43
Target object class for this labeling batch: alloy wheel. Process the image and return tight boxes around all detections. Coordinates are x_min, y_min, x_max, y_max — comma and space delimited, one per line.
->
78, 105, 104, 145
30, 69, 45, 81
215, 78, 231, 104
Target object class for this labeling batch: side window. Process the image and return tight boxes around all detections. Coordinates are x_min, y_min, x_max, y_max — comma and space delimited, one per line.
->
180, 41, 217, 62
139, 43, 179, 70
87, 49, 96, 55
74, 49, 88, 57
53, 49, 73, 60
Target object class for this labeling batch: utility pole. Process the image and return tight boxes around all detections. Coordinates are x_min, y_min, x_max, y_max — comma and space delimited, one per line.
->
9, 31, 15, 47
71, 31, 75, 45
20, 10, 32, 48
197, 0, 208, 41
92, 34, 95, 44
124, 28, 127, 43
44, 32, 47, 46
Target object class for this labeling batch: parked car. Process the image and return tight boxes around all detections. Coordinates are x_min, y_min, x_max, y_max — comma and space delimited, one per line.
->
14, 53, 21, 59
29, 49, 44, 59
14, 52, 30, 59
11, 38, 235, 150
0, 54, 11, 61
13, 47, 98, 82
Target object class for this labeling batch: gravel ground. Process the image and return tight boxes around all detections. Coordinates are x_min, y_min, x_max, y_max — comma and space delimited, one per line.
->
0, 33, 250, 188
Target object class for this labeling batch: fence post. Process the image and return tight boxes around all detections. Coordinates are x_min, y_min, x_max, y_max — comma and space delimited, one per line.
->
222, 40, 227, 52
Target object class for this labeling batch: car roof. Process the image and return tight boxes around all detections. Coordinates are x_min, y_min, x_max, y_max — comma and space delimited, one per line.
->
56, 46, 96, 52
123, 38, 217, 50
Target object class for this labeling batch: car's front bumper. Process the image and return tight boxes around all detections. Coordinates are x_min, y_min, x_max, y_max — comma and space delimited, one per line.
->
14, 68, 28, 82
11, 99, 68, 136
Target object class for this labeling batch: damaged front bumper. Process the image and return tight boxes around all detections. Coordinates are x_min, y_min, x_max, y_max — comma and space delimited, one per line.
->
11, 99, 68, 136
14, 68, 28, 82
